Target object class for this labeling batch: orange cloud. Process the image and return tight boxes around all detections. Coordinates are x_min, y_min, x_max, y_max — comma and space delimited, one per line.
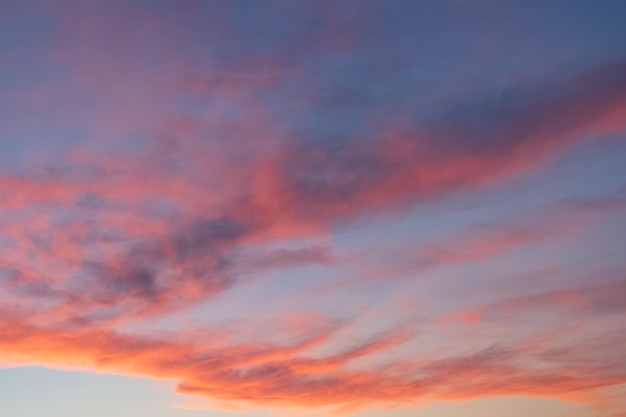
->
0, 310, 624, 413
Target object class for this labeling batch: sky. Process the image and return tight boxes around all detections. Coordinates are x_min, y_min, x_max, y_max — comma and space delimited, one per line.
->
0, 1, 625, 416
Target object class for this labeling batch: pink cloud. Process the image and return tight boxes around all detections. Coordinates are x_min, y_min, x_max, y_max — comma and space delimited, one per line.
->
1, 5, 625, 413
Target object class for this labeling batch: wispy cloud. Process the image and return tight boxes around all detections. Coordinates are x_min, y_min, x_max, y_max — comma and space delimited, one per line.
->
0, 1, 625, 415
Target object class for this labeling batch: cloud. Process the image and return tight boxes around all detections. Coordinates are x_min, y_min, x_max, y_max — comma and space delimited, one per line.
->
260, 60, 626, 225
0, 2, 625, 414
0, 309, 623, 413
476, 278, 626, 321
0, 55, 624, 408
242, 245, 336, 271
313, 193, 626, 294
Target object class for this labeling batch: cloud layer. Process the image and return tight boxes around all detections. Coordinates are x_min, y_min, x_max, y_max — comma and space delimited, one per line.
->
1, 1, 625, 415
